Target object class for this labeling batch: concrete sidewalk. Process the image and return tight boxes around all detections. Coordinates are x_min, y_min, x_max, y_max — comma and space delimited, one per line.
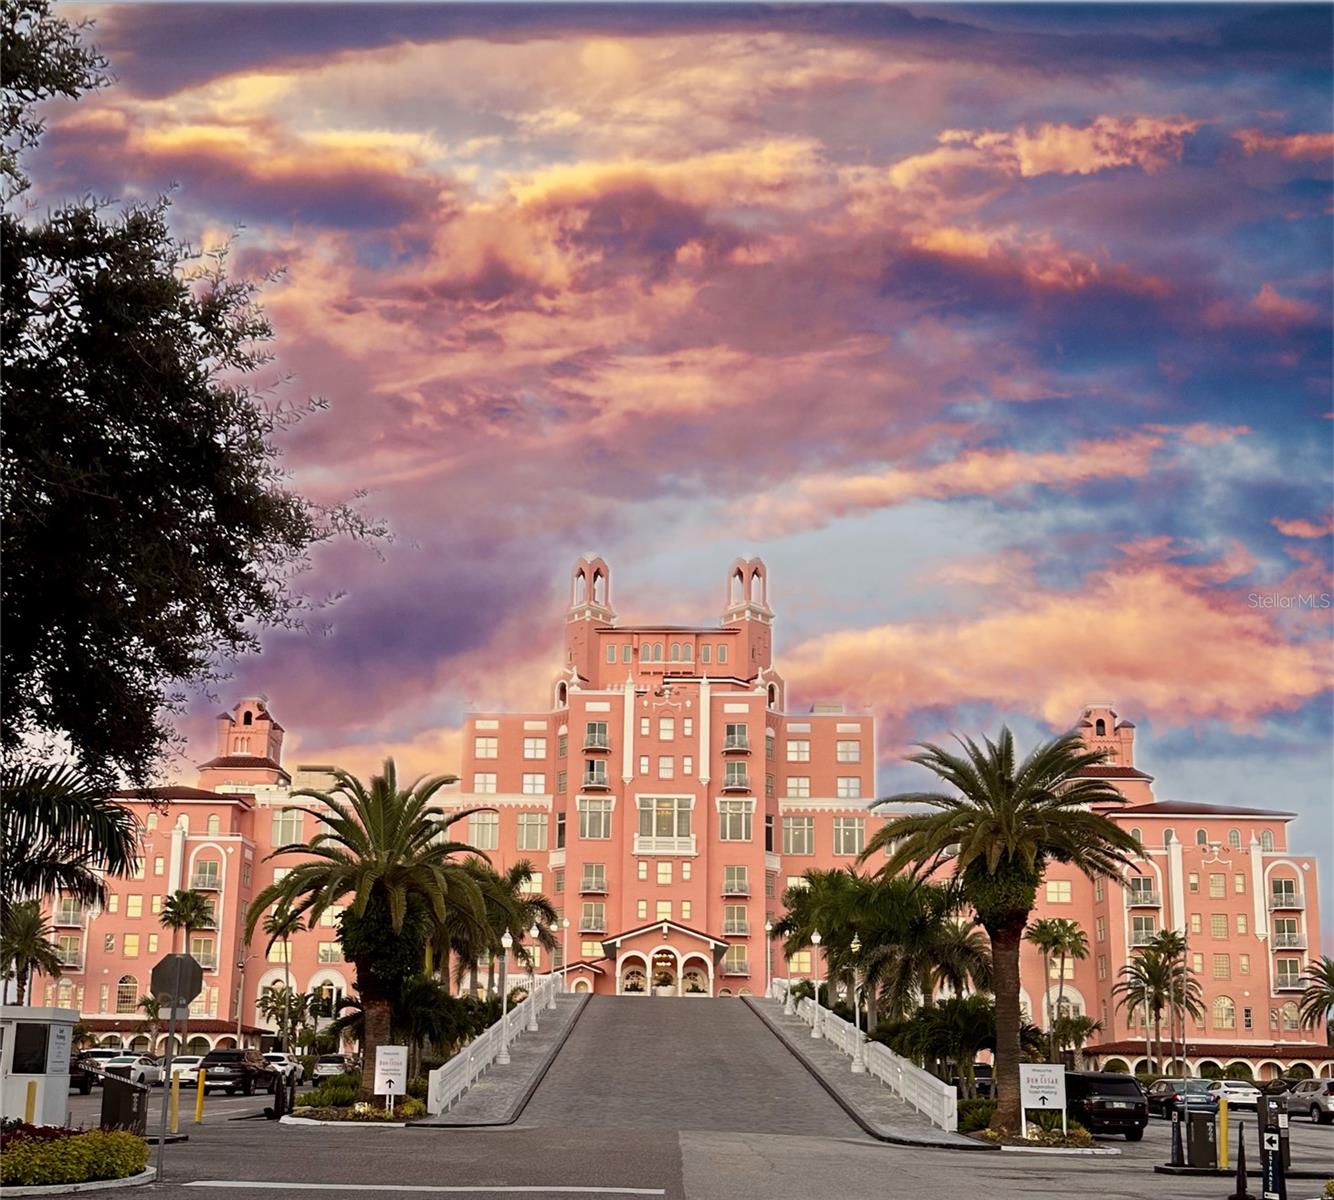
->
745, 997, 994, 1151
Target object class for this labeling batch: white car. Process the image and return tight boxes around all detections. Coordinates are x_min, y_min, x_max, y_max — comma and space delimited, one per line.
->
1208, 1079, 1261, 1109
103, 1054, 163, 1086
262, 1053, 302, 1083
167, 1055, 205, 1086
312, 1054, 357, 1080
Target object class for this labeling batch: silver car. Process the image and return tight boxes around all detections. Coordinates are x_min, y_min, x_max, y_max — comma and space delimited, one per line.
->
311, 1054, 357, 1080
1289, 1079, 1334, 1124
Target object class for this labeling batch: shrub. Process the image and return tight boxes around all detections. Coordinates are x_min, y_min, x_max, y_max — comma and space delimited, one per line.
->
296, 1078, 363, 1108
293, 1097, 425, 1122
0, 1120, 81, 1146
406, 1075, 429, 1100
1321, 1178, 1332, 1198
957, 1099, 996, 1133
0, 1130, 149, 1186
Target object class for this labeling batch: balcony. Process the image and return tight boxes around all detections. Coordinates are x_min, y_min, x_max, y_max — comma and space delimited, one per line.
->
56, 953, 83, 971
1268, 892, 1304, 910
722, 735, 751, 754
583, 733, 611, 752
190, 875, 222, 891
1273, 933, 1306, 949
579, 921, 607, 934
195, 955, 219, 971
1131, 931, 1158, 946
1126, 890, 1161, 907
1275, 977, 1304, 992
723, 921, 750, 936
632, 834, 697, 856
581, 773, 612, 791
721, 880, 751, 897
579, 878, 609, 895
722, 961, 750, 976
721, 775, 752, 793
53, 908, 85, 927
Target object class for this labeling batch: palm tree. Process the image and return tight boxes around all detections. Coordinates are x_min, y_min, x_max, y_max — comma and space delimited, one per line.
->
861, 728, 1140, 1131
160, 888, 213, 1052
486, 861, 557, 986
1051, 1014, 1102, 1062
1298, 956, 1334, 1032
261, 905, 303, 1050
1024, 918, 1063, 1043
930, 919, 992, 1000
1, 901, 62, 1003
0, 763, 139, 914
1113, 947, 1173, 1073
136, 994, 161, 1054
1027, 917, 1088, 1060
245, 759, 486, 1093
1148, 929, 1189, 1070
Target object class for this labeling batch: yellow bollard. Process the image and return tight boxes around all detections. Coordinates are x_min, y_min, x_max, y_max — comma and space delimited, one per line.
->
194, 1069, 206, 1123
170, 1074, 181, 1134
24, 1080, 37, 1124
1217, 1096, 1229, 1170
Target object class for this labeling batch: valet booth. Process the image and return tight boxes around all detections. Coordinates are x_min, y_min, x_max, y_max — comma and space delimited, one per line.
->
0, 1006, 78, 1125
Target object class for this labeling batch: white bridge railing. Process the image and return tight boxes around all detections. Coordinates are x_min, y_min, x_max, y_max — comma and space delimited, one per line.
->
426, 974, 559, 1116
768, 979, 958, 1132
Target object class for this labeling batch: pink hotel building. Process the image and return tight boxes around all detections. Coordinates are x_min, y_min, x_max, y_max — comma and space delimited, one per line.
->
39, 556, 1331, 1079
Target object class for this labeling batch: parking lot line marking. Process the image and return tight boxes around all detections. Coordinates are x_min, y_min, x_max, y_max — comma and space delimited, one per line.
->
185, 1186, 666, 1196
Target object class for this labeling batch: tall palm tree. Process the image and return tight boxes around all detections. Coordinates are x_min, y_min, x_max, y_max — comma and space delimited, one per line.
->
136, 994, 161, 1054
0, 763, 139, 914
1, 900, 62, 1003
160, 888, 214, 1052
929, 919, 992, 1000
1113, 947, 1173, 1073
245, 759, 487, 1093
261, 905, 303, 1050
861, 728, 1140, 1131
1298, 955, 1334, 1031
485, 861, 557, 986
1024, 918, 1063, 1040
1029, 917, 1088, 1060
1148, 929, 1189, 1070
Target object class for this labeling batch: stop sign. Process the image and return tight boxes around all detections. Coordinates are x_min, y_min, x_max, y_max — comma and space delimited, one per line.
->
151, 953, 204, 1009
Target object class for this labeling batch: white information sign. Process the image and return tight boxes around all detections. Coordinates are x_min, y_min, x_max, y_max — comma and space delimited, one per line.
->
374, 1045, 409, 1098
47, 1023, 72, 1075
1018, 1064, 1067, 1138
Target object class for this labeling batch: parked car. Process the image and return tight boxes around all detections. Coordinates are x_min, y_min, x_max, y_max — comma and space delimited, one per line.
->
167, 1055, 206, 1086
79, 1048, 122, 1086
312, 1054, 358, 1080
198, 1049, 279, 1095
102, 1054, 163, 1086
1145, 1078, 1215, 1118
1289, 1078, 1334, 1124
68, 1052, 98, 1094
1260, 1077, 1300, 1096
262, 1053, 303, 1084
1065, 1071, 1148, 1140
1207, 1079, 1261, 1110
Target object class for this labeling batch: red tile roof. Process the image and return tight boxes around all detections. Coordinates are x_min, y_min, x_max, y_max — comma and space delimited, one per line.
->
1073, 765, 1154, 780
1116, 800, 1295, 818
110, 785, 248, 802
198, 755, 289, 776
82, 1017, 269, 1035
1087, 1040, 1334, 1062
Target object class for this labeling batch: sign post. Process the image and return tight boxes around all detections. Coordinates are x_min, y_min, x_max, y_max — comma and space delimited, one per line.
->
150, 953, 203, 1183
374, 1045, 408, 1117
1018, 1064, 1066, 1140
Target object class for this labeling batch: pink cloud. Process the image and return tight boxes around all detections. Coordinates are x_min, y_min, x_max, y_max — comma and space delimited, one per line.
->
1235, 129, 1334, 161
1272, 515, 1334, 539
1252, 282, 1321, 325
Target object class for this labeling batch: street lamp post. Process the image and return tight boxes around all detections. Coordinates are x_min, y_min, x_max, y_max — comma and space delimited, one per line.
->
810, 931, 823, 1039
561, 917, 570, 994
234, 955, 257, 1045
526, 924, 540, 1032
497, 931, 512, 1065
547, 922, 558, 1011
849, 933, 866, 1074
764, 919, 773, 998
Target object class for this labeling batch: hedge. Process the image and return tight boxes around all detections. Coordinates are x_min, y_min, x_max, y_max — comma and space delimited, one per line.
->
0, 1129, 149, 1187
957, 1099, 996, 1133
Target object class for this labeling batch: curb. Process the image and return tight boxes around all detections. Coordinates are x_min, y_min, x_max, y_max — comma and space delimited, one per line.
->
742, 997, 996, 1152
409, 994, 591, 1129
1154, 1164, 1332, 1181
999, 1144, 1121, 1156
2, 1168, 157, 1195
279, 1115, 405, 1128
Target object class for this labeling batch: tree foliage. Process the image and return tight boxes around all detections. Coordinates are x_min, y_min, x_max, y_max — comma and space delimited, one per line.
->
1, 900, 63, 1003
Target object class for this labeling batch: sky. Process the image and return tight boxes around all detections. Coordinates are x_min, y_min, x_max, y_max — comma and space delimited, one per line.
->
38, 3, 1334, 940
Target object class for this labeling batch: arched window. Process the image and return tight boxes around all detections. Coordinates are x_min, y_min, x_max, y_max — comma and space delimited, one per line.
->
311, 982, 343, 1019
1281, 1003, 1300, 1031
682, 643, 693, 661
146, 812, 158, 832
243, 710, 253, 726
1095, 719, 1106, 736
1212, 996, 1236, 1030
207, 815, 221, 835
1196, 829, 1208, 846
1228, 829, 1241, 850
670, 643, 681, 661
116, 975, 138, 1013
556, 682, 568, 706
655, 642, 665, 661
767, 683, 778, 707
177, 814, 189, 833
1260, 830, 1274, 852
1163, 828, 1176, 846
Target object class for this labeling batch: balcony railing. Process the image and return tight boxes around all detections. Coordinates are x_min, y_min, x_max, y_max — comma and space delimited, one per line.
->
56, 953, 83, 971
632, 834, 697, 856
1273, 933, 1306, 949
53, 908, 85, 927
581, 774, 612, 791
190, 875, 222, 891
195, 955, 218, 971
1268, 892, 1304, 910
1130, 931, 1158, 946
722, 735, 751, 754
579, 878, 609, 895
721, 880, 751, 897
721, 775, 752, 793
579, 921, 607, 934
1275, 977, 1304, 992
723, 921, 750, 936
583, 734, 611, 752
722, 961, 750, 976
1126, 890, 1161, 907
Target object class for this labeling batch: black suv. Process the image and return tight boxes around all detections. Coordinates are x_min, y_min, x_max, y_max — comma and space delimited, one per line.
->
199, 1049, 279, 1095
68, 1052, 98, 1094
1065, 1071, 1148, 1140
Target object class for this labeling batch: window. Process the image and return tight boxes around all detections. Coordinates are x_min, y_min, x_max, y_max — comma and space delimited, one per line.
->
638, 796, 691, 838
579, 798, 613, 839
786, 740, 810, 762
657, 862, 672, 885
585, 722, 609, 750
622, 644, 632, 663
724, 865, 749, 894
637, 899, 648, 919
639, 755, 650, 775
123, 933, 140, 958
657, 756, 674, 779
522, 773, 546, 795
154, 856, 164, 877
683, 756, 693, 775
126, 895, 143, 919
833, 817, 864, 855
681, 861, 691, 881
580, 902, 606, 932
151, 895, 162, 914
765, 815, 774, 852
1235, 873, 1245, 894
640, 717, 650, 737
1209, 873, 1225, 899
1212, 996, 1236, 1030
1045, 880, 1072, 904
1273, 916, 1300, 946
1094, 879, 1103, 900
723, 903, 747, 934
786, 776, 810, 798
658, 717, 674, 741
1190, 913, 1202, 934
1048, 957, 1075, 980
722, 945, 746, 973
55, 935, 80, 967
1163, 828, 1176, 845
104, 933, 115, 952
637, 861, 647, 881
765, 772, 774, 797
655, 900, 672, 922
836, 740, 861, 762
786, 876, 810, 893
1196, 828, 1208, 846
700, 644, 711, 663
1095, 916, 1106, 942
267, 940, 290, 963
320, 905, 345, 927
683, 718, 693, 737
555, 869, 564, 894
473, 773, 497, 794
1276, 959, 1301, 988
517, 813, 548, 850
581, 864, 607, 892
1210, 914, 1227, 939
1188, 873, 1199, 893
1236, 913, 1248, 935
475, 736, 498, 759
318, 942, 343, 964
272, 810, 303, 846
606, 642, 617, 663
788, 950, 811, 974
558, 733, 568, 757
584, 760, 609, 787
115, 975, 138, 1013
1212, 954, 1230, 979
724, 722, 748, 751
557, 771, 567, 795
207, 814, 221, 835
189, 935, 214, 966
718, 799, 752, 841
1260, 830, 1274, 852
469, 812, 499, 849
836, 777, 861, 799
1097, 955, 1107, 980
783, 816, 814, 855
723, 761, 749, 790
1228, 829, 1241, 849
1191, 952, 1204, 973
1239, 953, 1250, 975
1281, 1002, 1300, 1030
556, 814, 566, 848
240, 862, 250, 887
1131, 914, 1157, 943
1243, 1006, 1253, 1030
580, 941, 602, 957
523, 737, 547, 759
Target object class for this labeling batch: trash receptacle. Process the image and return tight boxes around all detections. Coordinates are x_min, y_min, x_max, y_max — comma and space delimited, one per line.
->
1185, 1109, 1218, 1169
100, 1067, 148, 1135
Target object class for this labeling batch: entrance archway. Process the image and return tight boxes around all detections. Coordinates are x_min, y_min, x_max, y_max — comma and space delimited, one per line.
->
681, 952, 713, 997
618, 953, 649, 995
651, 949, 678, 996
573, 979, 591, 994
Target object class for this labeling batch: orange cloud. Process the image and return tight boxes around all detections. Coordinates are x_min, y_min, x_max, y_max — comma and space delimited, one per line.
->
1272, 515, 1334, 539
1235, 129, 1334, 161
1253, 282, 1320, 324
1011, 116, 1200, 177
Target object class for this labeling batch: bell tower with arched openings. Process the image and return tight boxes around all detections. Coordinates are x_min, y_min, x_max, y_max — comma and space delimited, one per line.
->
722, 556, 773, 676
565, 555, 617, 684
